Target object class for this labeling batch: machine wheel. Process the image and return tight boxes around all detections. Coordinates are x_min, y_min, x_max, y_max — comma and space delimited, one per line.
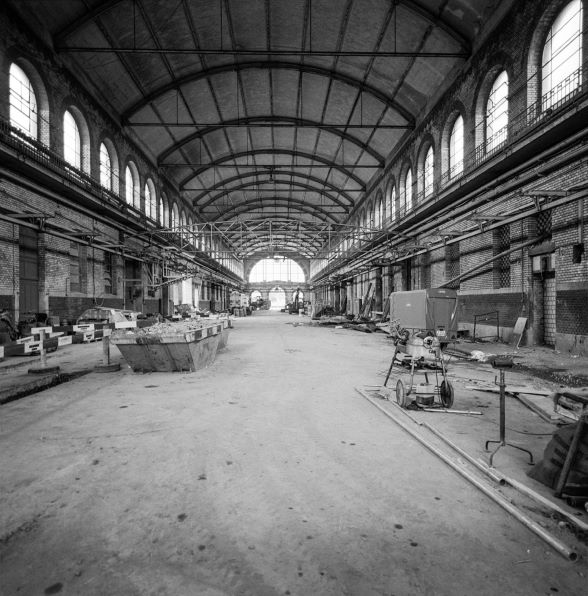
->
396, 379, 409, 407
439, 380, 454, 408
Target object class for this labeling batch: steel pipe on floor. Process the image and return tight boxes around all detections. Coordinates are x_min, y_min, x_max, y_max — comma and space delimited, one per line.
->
355, 389, 578, 561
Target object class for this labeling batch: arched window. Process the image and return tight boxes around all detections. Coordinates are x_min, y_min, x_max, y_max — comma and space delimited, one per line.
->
158, 196, 164, 225
125, 163, 139, 209
449, 116, 464, 178
99, 143, 113, 191
375, 195, 383, 228
171, 203, 179, 229
144, 179, 156, 220
162, 193, 170, 227
63, 110, 81, 169
388, 182, 396, 222
9, 63, 37, 140
423, 146, 434, 197
542, 0, 583, 111
187, 216, 194, 246
249, 259, 305, 283
404, 168, 413, 213
486, 71, 509, 152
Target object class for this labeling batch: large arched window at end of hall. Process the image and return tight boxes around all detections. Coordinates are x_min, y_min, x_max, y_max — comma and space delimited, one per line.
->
144, 179, 156, 220
486, 71, 509, 153
541, 0, 583, 111
249, 258, 305, 283
63, 110, 81, 169
449, 115, 464, 179
9, 63, 37, 140
423, 146, 435, 197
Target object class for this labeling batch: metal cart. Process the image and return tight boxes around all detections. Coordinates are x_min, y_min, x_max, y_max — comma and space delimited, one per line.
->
382, 332, 454, 409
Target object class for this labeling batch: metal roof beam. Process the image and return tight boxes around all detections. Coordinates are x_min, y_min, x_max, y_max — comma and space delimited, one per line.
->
157, 116, 386, 164
175, 149, 369, 188
121, 61, 415, 125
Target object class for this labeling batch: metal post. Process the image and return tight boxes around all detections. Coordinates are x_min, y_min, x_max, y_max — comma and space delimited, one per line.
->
485, 367, 534, 467
39, 329, 47, 368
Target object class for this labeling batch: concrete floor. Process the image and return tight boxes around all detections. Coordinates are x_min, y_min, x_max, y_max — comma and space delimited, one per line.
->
1, 311, 587, 596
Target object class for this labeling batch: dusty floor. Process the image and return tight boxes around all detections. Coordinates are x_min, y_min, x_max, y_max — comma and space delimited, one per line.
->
1, 311, 587, 596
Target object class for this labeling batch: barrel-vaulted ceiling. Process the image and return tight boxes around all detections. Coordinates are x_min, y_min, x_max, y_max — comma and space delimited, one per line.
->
11, 0, 514, 262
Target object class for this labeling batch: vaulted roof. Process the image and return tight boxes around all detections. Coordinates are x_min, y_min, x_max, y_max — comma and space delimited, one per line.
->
9, 0, 515, 260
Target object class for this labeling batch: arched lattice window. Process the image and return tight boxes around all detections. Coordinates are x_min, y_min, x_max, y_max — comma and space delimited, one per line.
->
9, 63, 37, 140
63, 110, 81, 169
375, 195, 383, 228
99, 143, 113, 191
423, 146, 434, 197
125, 163, 140, 209
249, 259, 305, 283
486, 71, 509, 152
389, 184, 396, 222
404, 168, 413, 213
144, 179, 156, 220
449, 116, 464, 178
542, 0, 583, 111
158, 196, 164, 225
171, 203, 180, 228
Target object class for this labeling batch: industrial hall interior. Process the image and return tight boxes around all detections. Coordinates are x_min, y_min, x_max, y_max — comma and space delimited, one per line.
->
2, 0, 588, 594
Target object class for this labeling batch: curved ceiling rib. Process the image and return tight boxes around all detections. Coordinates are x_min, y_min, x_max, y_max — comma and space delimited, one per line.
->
157, 117, 386, 165
197, 181, 351, 212
177, 149, 369, 189
213, 198, 337, 223
188, 171, 357, 207
53, 0, 471, 57
122, 62, 416, 125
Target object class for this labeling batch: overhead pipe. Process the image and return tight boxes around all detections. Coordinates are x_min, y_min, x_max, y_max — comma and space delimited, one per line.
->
355, 388, 578, 561
315, 125, 588, 282
439, 236, 543, 288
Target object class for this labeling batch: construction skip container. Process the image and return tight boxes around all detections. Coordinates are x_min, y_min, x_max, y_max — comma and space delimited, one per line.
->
110, 318, 232, 372
389, 288, 459, 341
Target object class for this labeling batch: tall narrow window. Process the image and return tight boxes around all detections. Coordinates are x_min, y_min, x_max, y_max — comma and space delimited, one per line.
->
63, 110, 81, 169
449, 116, 464, 178
389, 185, 396, 222
171, 203, 179, 229
486, 71, 509, 152
405, 169, 413, 213
542, 0, 582, 111
145, 182, 156, 220
158, 197, 164, 225
9, 63, 37, 140
99, 143, 112, 190
423, 146, 434, 197
125, 164, 139, 209
375, 197, 383, 228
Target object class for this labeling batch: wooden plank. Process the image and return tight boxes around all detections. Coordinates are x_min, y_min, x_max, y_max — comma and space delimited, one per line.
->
510, 317, 527, 348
